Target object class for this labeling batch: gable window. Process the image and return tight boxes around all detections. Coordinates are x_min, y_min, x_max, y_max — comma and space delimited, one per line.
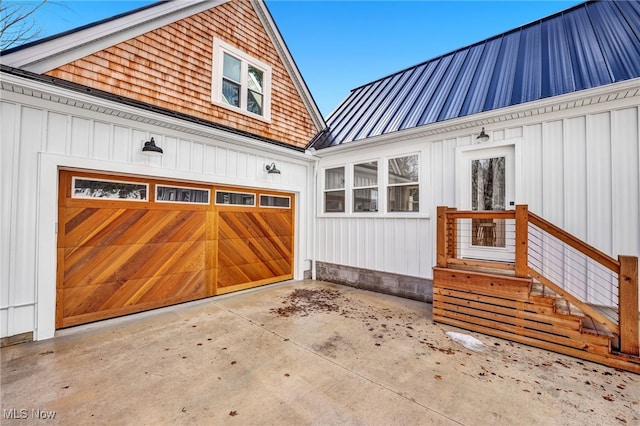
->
212, 38, 272, 121
388, 155, 419, 212
353, 161, 378, 212
324, 166, 345, 212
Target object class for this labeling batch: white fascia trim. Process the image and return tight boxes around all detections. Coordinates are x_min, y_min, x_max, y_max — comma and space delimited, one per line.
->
250, 0, 326, 131
1, 72, 314, 163
315, 77, 640, 157
2, 0, 229, 73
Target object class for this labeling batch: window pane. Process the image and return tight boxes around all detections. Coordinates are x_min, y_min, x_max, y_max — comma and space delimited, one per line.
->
247, 90, 263, 115
325, 167, 345, 190
354, 161, 377, 187
215, 191, 255, 206
387, 185, 419, 212
389, 155, 419, 184
324, 190, 345, 212
223, 53, 241, 82
222, 79, 240, 107
73, 178, 147, 201
471, 157, 505, 211
260, 195, 290, 208
353, 188, 378, 212
248, 65, 263, 94
157, 186, 209, 204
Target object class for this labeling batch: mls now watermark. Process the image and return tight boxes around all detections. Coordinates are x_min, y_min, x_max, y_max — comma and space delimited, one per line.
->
3, 409, 57, 420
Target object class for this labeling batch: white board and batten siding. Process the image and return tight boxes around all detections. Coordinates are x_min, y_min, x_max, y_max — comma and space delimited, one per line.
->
316, 140, 433, 279
1, 87, 314, 341
316, 86, 640, 308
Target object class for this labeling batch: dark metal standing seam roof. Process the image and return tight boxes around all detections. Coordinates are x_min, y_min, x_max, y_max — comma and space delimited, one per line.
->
312, 0, 640, 150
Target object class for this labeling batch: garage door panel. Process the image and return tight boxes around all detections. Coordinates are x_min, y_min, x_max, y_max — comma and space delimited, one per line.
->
63, 240, 206, 288
59, 270, 206, 327
218, 237, 293, 266
257, 212, 293, 236
218, 211, 293, 240
218, 211, 268, 239
218, 259, 292, 288
62, 245, 135, 288
63, 209, 206, 247
63, 208, 135, 247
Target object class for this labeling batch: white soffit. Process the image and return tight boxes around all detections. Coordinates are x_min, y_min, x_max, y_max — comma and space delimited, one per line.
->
1, 0, 229, 73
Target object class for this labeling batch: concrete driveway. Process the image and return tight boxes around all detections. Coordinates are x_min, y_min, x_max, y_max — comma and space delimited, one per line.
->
2, 280, 638, 425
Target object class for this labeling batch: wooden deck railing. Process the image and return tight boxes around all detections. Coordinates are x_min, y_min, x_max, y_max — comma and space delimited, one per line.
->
436, 205, 639, 356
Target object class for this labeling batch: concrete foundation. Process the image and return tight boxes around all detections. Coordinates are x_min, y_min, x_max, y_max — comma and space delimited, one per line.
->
316, 262, 433, 302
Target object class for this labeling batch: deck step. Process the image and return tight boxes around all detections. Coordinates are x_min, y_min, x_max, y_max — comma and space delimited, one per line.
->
432, 266, 634, 373
581, 315, 617, 338
554, 298, 586, 318
530, 282, 559, 299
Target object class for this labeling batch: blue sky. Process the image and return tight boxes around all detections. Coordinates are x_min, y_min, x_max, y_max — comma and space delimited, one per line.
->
17, 0, 583, 117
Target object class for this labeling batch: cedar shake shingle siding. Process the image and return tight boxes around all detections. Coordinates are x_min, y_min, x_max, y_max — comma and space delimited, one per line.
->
45, 0, 317, 148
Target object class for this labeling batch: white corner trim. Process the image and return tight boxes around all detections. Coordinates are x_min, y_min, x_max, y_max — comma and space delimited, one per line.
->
2, 0, 229, 73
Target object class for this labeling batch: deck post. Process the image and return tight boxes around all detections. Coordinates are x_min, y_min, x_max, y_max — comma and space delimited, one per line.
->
515, 205, 529, 278
448, 207, 457, 260
618, 255, 639, 356
436, 206, 447, 267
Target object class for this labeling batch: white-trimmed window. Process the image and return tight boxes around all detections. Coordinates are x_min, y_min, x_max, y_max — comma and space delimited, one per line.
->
353, 161, 378, 212
324, 166, 345, 213
388, 155, 419, 212
212, 38, 272, 121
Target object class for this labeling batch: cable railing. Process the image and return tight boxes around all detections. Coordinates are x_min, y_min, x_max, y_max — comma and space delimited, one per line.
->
528, 222, 618, 324
435, 205, 639, 356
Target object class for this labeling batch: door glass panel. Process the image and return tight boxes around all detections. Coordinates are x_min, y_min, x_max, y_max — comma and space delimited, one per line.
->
471, 157, 505, 247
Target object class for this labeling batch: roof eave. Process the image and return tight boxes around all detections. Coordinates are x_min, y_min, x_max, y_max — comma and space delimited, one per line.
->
312, 77, 640, 156
0, 0, 229, 73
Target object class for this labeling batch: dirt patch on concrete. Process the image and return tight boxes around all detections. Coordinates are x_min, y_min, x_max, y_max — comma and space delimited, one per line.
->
271, 288, 344, 317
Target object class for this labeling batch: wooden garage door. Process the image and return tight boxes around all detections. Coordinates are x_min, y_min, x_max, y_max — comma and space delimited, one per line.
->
56, 171, 294, 328
216, 189, 294, 294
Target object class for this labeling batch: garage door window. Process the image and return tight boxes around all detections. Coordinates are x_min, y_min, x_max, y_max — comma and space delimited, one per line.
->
260, 195, 291, 208
156, 185, 210, 204
72, 177, 148, 201
215, 191, 255, 206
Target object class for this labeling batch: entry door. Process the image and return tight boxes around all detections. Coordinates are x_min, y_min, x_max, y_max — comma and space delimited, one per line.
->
457, 145, 515, 261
